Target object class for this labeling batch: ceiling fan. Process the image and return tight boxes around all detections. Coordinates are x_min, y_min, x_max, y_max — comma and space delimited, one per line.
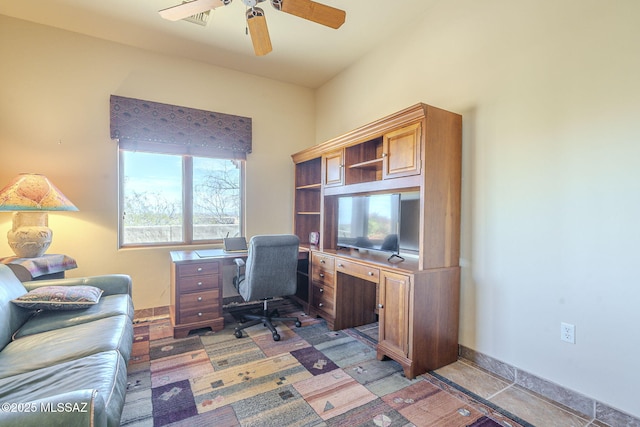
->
159, 0, 346, 56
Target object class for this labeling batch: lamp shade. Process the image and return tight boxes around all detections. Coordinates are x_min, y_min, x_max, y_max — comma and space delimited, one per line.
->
0, 173, 78, 211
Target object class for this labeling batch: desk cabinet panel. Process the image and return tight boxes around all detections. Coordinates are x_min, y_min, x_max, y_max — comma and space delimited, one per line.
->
311, 283, 335, 318
170, 253, 224, 338
376, 267, 460, 379
377, 271, 410, 360
310, 252, 336, 328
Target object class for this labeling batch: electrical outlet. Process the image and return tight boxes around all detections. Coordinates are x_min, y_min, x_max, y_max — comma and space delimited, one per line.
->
561, 322, 575, 344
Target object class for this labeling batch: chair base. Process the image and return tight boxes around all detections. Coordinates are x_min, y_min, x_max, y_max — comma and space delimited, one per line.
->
234, 304, 301, 341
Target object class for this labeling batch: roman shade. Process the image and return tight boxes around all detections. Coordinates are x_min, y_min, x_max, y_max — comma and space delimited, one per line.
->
110, 95, 252, 159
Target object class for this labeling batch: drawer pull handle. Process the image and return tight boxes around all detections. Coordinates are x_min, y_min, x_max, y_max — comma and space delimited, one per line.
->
318, 303, 324, 307
198, 312, 203, 317
197, 296, 203, 302
197, 282, 203, 286
319, 288, 324, 293
338, 263, 343, 268
368, 271, 374, 276
319, 273, 324, 278
320, 259, 325, 264
197, 267, 203, 272
378, 304, 384, 309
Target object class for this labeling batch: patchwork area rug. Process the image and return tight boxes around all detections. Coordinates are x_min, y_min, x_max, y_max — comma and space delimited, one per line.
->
122, 300, 525, 427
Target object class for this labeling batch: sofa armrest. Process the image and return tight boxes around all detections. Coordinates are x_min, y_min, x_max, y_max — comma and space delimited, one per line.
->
0, 389, 107, 427
23, 275, 132, 297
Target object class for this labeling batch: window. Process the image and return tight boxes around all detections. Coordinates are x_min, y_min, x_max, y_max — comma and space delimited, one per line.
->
110, 95, 252, 247
119, 150, 244, 247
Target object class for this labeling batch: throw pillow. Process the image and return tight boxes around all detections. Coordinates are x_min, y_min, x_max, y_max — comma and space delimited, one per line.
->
12, 285, 104, 310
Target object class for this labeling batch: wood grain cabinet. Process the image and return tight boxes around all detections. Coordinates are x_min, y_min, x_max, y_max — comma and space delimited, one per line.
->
377, 270, 410, 362
322, 150, 344, 187
310, 252, 336, 327
376, 268, 461, 379
169, 252, 224, 338
293, 157, 321, 247
382, 122, 421, 179
291, 103, 462, 379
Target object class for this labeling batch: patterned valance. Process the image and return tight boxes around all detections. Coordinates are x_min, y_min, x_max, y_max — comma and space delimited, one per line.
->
110, 95, 252, 159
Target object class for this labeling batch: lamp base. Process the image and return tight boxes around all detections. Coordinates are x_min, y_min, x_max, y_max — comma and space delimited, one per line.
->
7, 212, 52, 258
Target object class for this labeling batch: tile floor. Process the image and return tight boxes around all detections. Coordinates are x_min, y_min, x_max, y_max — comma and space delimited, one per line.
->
435, 360, 598, 427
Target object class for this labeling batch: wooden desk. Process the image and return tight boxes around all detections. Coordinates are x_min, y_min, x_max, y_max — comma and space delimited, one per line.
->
308, 248, 459, 379
169, 248, 310, 338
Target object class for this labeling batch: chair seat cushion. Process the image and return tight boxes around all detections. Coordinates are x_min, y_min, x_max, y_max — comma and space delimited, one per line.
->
0, 315, 133, 379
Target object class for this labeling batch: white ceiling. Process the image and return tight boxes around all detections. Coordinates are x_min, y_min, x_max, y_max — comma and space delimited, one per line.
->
0, 0, 438, 88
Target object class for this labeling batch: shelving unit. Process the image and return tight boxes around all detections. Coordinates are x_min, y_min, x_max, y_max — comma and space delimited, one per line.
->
293, 157, 321, 246
291, 103, 462, 379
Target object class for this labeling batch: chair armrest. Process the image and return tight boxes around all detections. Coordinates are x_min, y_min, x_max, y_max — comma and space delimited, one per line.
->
0, 389, 106, 427
22, 274, 132, 297
233, 258, 246, 290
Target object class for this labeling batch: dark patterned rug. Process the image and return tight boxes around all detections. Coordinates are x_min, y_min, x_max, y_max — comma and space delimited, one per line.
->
122, 300, 525, 427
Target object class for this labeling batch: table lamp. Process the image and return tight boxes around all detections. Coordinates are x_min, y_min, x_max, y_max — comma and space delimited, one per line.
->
0, 173, 78, 258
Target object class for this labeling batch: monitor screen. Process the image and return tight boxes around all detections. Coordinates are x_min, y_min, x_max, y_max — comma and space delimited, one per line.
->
337, 193, 400, 253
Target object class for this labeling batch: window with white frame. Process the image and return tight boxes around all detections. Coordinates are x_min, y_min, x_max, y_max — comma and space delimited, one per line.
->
119, 150, 244, 247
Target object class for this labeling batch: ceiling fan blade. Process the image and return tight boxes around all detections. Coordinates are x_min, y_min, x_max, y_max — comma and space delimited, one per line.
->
279, 0, 345, 29
246, 8, 273, 56
159, 0, 228, 21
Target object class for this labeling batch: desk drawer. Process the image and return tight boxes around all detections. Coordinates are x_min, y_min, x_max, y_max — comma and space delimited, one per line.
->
312, 269, 334, 287
178, 274, 217, 293
312, 283, 335, 317
312, 253, 335, 286
176, 262, 218, 278
335, 259, 379, 283
178, 289, 220, 313
179, 308, 221, 325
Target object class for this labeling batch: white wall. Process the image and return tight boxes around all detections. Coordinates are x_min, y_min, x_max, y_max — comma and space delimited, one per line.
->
0, 15, 315, 310
316, 0, 640, 418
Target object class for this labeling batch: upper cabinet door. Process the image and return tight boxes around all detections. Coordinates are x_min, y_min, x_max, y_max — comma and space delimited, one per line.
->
382, 122, 422, 179
323, 150, 344, 187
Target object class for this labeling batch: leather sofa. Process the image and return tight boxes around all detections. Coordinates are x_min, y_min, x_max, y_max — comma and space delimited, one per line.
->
0, 264, 134, 427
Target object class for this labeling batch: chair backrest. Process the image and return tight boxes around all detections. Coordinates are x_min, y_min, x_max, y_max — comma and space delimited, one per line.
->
238, 234, 300, 302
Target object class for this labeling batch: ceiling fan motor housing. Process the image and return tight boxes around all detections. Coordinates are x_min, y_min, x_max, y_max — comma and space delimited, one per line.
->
241, 0, 265, 7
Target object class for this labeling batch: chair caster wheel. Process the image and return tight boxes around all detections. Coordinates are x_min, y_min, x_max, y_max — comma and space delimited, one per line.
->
234, 330, 243, 338
272, 333, 280, 341
295, 321, 302, 327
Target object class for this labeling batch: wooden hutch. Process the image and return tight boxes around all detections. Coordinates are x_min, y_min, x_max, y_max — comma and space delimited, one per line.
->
291, 103, 462, 379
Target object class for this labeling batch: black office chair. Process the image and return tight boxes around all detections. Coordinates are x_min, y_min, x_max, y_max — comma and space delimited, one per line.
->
233, 234, 302, 341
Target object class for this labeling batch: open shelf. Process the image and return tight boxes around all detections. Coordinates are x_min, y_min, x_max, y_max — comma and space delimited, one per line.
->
349, 157, 383, 170
296, 183, 321, 190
